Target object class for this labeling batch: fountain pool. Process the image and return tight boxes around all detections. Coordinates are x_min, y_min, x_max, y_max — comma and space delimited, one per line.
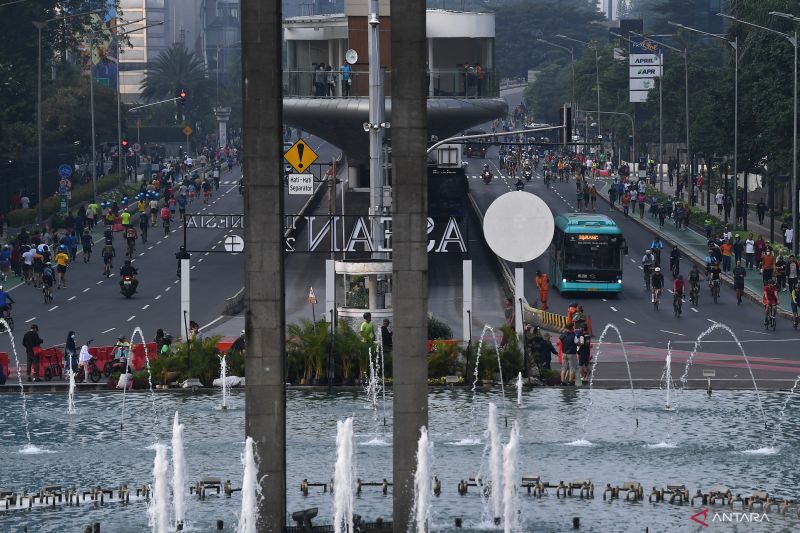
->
1, 388, 798, 532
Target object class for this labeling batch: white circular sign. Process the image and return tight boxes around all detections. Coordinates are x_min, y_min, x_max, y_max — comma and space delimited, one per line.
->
345, 49, 358, 65
223, 234, 244, 253
482, 191, 554, 263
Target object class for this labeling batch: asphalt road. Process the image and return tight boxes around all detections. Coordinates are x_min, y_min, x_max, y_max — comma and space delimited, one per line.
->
465, 89, 800, 387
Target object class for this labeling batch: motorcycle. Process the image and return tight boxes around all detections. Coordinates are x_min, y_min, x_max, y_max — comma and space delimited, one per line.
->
120, 275, 138, 298
515, 179, 525, 191
482, 170, 492, 184
523, 168, 533, 181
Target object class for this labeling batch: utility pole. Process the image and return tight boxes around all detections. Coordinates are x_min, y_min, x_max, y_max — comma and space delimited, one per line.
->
241, 0, 285, 530
391, 0, 428, 530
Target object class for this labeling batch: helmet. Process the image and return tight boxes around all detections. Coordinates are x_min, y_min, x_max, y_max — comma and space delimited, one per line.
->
678, 275, 683, 280
124, 259, 132, 265
655, 267, 661, 272
646, 249, 652, 254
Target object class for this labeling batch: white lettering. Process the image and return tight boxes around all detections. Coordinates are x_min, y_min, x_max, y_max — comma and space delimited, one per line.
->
285, 237, 295, 252
185, 215, 197, 228
230, 215, 244, 228
307, 217, 338, 252
377, 216, 392, 252
346, 217, 374, 252
427, 217, 435, 252
435, 217, 467, 253
712, 512, 770, 523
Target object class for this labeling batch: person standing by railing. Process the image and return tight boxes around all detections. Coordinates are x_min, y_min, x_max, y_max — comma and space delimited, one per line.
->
340, 60, 352, 96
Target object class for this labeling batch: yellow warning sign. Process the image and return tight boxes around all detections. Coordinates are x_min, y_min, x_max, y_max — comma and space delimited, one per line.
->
183, 126, 193, 136
284, 138, 318, 174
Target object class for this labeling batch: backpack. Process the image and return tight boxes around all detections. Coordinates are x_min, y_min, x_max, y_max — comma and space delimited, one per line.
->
43, 267, 54, 281
126, 227, 136, 239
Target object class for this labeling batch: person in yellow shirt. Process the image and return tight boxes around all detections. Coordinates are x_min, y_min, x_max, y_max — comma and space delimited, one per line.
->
55, 246, 70, 289
137, 199, 146, 214
120, 210, 131, 227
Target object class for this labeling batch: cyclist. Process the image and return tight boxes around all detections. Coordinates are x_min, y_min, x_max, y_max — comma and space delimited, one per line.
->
161, 205, 171, 236
102, 243, 115, 277
124, 225, 138, 257
81, 229, 93, 263
669, 246, 680, 278
54, 245, 70, 289
0, 245, 10, 281
673, 274, 685, 316
689, 264, 701, 301
31, 247, 45, 288
650, 237, 664, 266
41, 261, 55, 302
763, 279, 779, 326
791, 283, 799, 327
642, 249, 655, 289
709, 259, 722, 300
651, 266, 665, 305
21, 245, 34, 285
732, 259, 747, 305
0, 285, 15, 321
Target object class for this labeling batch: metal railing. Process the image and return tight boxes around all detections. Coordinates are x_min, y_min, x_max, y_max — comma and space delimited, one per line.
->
283, 68, 498, 98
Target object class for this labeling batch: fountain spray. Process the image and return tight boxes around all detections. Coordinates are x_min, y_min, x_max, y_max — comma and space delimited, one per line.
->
171, 412, 187, 530
219, 353, 228, 410
412, 426, 433, 533
502, 421, 520, 533
148, 444, 170, 533
333, 418, 355, 533
516, 372, 523, 407
487, 403, 503, 523
4, 321, 32, 449
237, 437, 261, 533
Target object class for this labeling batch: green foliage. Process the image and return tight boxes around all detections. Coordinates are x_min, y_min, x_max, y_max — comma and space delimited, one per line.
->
333, 319, 368, 381
428, 340, 459, 378
477, 325, 523, 381
428, 314, 453, 340
287, 319, 331, 384
167, 335, 224, 387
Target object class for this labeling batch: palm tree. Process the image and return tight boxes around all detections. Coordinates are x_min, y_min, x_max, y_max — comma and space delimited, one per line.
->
140, 45, 211, 102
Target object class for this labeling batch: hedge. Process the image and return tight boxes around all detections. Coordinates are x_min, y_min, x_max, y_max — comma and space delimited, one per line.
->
6, 174, 124, 228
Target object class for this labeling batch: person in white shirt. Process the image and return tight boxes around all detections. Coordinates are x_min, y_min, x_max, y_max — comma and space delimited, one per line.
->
78, 342, 93, 374
21, 247, 35, 284
20, 195, 30, 209
745, 235, 756, 269
715, 190, 724, 215
785, 227, 794, 247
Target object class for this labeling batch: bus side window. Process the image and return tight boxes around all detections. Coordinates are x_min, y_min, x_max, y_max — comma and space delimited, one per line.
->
622, 239, 629, 255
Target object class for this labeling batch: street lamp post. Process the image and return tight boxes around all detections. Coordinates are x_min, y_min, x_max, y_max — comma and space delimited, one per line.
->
583, 110, 635, 165
556, 35, 601, 152
669, 22, 739, 227
536, 38, 576, 112
33, 9, 102, 224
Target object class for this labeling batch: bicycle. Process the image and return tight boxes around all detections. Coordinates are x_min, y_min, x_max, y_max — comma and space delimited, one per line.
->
643, 267, 652, 292
673, 292, 683, 317
126, 239, 136, 258
689, 282, 700, 307
652, 288, 662, 310
710, 279, 720, 304
42, 284, 53, 304
41, 351, 63, 381
764, 304, 777, 331
103, 260, 112, 278
75, 358, 101, 383
0, 306, 13, 332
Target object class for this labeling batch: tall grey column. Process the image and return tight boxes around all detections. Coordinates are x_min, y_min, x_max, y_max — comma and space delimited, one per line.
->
391, 1, 428, 530
241, 0, 286, 530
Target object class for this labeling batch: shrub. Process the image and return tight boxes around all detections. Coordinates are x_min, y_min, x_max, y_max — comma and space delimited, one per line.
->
428, 314, 453, 340
168, 335, 223, 386
286, 319, 330, 384
6, 209, 35, 227
428, 340, 459, 378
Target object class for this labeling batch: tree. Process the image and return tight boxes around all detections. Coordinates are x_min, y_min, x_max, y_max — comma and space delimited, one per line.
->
140, 45, 213, 122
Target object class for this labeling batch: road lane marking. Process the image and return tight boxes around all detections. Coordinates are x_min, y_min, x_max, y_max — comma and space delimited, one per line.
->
67, 296, 76, 301
691, 308, 698, 313
610, 306, 618, 312
97, 281, 103, 285
204, 252, 210, 256
659, 330, 685, 337
707, 318, 717, 324
624, 318, 636, 324
83, 288, 90, 293
25, 317, 36, 323
157, 241, 162, 245
148, 246, 154, 250
139, 252, 145, 257
141, 304, 149, 310
165, 286, 171, 292
155, 294, 162, 300
101, 327, 115, 333
199, 315, 225, 331
191, 265, 196, 270
197, 258, 203, 263
602, 298, 607, 302
127, 315, 136, 322
48, 306, 58, 312
743, 329, 771, 336
174, 280, 179, 284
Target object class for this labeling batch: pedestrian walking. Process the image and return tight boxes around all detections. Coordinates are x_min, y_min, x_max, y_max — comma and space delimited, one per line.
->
22, 324, 43, 382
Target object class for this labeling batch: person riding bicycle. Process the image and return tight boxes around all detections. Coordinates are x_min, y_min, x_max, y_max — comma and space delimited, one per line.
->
651, 267, 665, 304
673, 275, 685, 314
0, 285, 15, 317
763, 279, 779, 323
650, 237, 664, 266
642, 249, 655, 283
119, 259, 138, 282
124, 225, 138, 256
669, 246, 681, 277
732, 259, 747, 305
0, 245, 10, 281
102, 243, 115, 275
42, 261, 55, 299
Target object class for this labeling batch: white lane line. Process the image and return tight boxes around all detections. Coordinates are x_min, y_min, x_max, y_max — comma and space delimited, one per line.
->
83, 288, 90, 293
139, 252, 145, 257
707, 318, 717, 324
199, 315, 225, 331
109, 274, 115, 278
148, 246, 154, 250
638, 265, 643, 270
165, 286, 171, 292
172, 230, 177, 233
154, 294, 162, 300
197, 258, 203, 263
190, 265, 196, 270
659, 329, 686, 337
211, 245, 217, 250
101, 327, 115, 333
97, 281, 103, 285
67, 296, 76, 301
174, 280, 179, 284
624, 318, 636, 324
204, 252, 210, 256
25, 317, 36, 323
610, 306, 618, 312
743, 329, 771, 336
141, 304, 149, 310
691, 308, 699, 313
602, 298, 607, 302
157, 241, 162, 245
48, 306, 58, 312
630, 259, 637, 263
126, 315, 136, 322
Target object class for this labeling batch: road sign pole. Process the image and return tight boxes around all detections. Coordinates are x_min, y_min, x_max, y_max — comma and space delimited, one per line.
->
180, 258, 190, 346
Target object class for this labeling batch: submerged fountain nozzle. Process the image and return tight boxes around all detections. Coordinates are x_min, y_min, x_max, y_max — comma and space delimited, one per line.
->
291, 507, 318, 531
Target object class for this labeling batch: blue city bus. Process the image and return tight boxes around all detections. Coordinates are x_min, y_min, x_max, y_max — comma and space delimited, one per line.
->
548, 213, 627, 294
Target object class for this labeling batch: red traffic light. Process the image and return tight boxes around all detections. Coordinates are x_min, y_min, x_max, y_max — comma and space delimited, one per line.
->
178, 89, 187, 102
121, 139, 129, 148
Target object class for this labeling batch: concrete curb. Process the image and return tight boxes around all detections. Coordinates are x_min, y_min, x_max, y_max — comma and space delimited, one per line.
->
595, 181, 793, 320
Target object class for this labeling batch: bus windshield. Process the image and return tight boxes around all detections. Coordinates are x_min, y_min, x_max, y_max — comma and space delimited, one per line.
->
564, 235, 622, 271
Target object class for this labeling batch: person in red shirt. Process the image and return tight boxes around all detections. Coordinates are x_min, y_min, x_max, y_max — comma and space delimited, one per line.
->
763, 279, 779, 323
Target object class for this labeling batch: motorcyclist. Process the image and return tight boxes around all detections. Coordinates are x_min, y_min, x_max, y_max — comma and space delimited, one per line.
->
119, 259, 139, 292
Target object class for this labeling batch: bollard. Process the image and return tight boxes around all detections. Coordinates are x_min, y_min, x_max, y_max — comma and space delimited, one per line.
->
494, 517, 501, 526
84, 527, 92, 533
454, 517, 463, 528
573, 517, 580, 529
177, 521, 183, 531
216, 520, 224, 530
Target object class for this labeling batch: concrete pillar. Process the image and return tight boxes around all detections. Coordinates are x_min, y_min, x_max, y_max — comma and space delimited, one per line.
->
427, 37, 434, 96
514, 267, 524, 336
241, 0, 286, 530
213, 107, 231, 148
180, 259, 190, 341
462, 259, 472, 343
391, 1, 428, 531
325, 259, 335, 323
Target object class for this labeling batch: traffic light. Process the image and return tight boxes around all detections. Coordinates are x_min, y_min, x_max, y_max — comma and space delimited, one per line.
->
178, 88, 187, 104
558, 104, 572, 146
121, 138, 130, 149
